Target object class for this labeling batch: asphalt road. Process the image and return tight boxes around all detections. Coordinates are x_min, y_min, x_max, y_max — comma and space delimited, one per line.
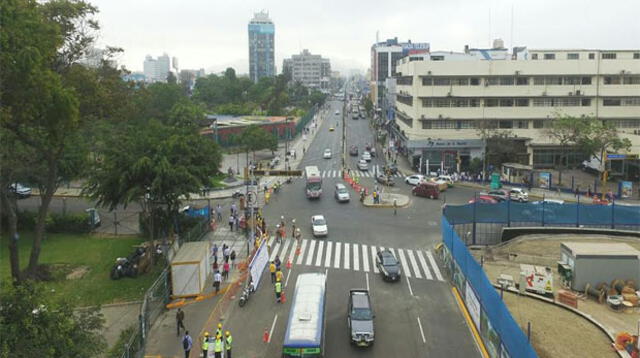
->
220, 99, 481, 358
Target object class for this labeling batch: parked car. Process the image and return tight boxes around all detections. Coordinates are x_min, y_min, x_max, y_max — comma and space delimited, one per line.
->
323, 148, 332, 159
357, 160, 369, 171
361, 152, 371, 162
311, 215, 328, 237
375, 249, 401, 281
335, 183, 350, 202
8, 183, 31, 199
404, 174, 426, 186
509, 188, 529, 202
349, 146, 359, 156
412, 182, 440, 199
468, 195, 500, 204
375, 174, 395, 186
348, 289, 375, 347
484, 189, 509, 201
436, 175, 454, 186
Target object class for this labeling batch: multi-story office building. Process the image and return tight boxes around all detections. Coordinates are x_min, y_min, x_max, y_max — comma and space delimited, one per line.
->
393, 46, 640, 178
179, 69, 206, 93
143, 53, 171, 83
248, 11, 275, 83
282, 49, 331, 91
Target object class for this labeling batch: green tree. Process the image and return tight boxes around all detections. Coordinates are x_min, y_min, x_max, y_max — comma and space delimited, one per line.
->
363, 97, 373, 118
237, 124, 278, 162
0, 281, 106, 357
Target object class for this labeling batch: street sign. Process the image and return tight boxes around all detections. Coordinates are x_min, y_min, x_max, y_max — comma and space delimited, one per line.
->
252, 169, 303, 177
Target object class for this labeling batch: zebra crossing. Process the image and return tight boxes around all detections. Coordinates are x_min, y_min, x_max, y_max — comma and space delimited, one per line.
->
265, 237, 444, 282
316, 166, 404, 179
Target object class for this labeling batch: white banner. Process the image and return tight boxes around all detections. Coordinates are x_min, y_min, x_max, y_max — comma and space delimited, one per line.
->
250, 240, 269, 291
465, 281, 481, 330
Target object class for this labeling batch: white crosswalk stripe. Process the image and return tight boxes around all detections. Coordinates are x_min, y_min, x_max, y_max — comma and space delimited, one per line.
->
397, 249, 411, 278
324, 241, 333, 267
416, 250, 433, 280
305, 239, 317, 266
279, 239, 291, 262
426, 250, 444, 281
407, 250, 422, 279
287, 240, 297, 265
352, 243, 360, 271
269, 241, 281, 261
370, 245, 379, 273
296, 239, 308, 265
362, 244, 370, 272
344, 243, 350, 270
333, 242, 341, 269
314, 240, 325, 266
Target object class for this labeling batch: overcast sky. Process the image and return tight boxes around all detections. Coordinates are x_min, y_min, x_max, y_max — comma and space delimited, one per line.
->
90, 0, 640, 75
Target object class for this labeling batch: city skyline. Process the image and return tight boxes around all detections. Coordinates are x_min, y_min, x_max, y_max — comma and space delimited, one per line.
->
89, 0, 640, 74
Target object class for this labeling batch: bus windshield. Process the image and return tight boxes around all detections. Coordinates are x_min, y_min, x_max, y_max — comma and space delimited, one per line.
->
307, 182, 321, 191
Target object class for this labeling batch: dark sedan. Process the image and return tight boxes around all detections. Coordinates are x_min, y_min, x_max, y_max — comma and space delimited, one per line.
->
375, 249, 401, 281
349, 146, 359, 156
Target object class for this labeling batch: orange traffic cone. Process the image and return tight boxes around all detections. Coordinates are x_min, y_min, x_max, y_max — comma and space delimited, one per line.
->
263, 328, 269, 343
286, 259, 292, 269
281, 291, 287, 303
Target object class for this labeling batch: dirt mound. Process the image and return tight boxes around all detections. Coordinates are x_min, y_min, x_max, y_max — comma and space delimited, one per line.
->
66, 265, 90, 280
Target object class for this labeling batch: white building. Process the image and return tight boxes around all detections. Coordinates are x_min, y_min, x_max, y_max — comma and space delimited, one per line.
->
143, 53, 171, 83
283, 49, 331, 91
393, 46, 640, 177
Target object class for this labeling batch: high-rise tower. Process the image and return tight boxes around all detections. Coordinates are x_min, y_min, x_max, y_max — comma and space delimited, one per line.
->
248, 11, 275, 83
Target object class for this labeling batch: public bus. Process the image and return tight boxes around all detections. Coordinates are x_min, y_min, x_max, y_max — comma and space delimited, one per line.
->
283, 273, 327, 358
304, 166, 322, 199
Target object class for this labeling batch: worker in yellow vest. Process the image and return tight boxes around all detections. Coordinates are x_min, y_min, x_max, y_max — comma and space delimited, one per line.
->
201, 332, 210, 358
213, 334, 223, 358
225, 331, 233, 358
215, 322, 222, 339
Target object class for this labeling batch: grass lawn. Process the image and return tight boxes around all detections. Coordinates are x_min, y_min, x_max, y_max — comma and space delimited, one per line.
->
209, 173, 229, 188
0, 232, 163, 307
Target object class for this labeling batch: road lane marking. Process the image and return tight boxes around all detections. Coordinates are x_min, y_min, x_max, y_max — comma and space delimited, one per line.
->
314, 240, 325, 266
305, 239, 317, 266
269, 242, 281, 261
371, 245, 379, 273
284, 269, 293, 287
406, 277, 414, 296
425, 250, 444, 281
279, 239, 291, 261
361, 244, 370, 272
366, 272, 370, 291
333, 242, 341, 268
287, 240, 297, 265
416, 250, 433, 280
407, 250, 422, 279
352, 243, 360, 271
417, 317, 426, 344
324, 241, 333, 267
344, 243, 350, 270
296, 239, 308, 265
268, 314, 278, 343
397, 249, 411, 278
332, 170, 336, 177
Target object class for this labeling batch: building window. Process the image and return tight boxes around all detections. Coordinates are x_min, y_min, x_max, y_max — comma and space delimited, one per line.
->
499, 120, 513, 129
604, 76, 621, 85
581, 98, 592, 106
533, 120, 544, 129
533, 77, 545, 85
610, 119, 640, 127
469, 99, 481, 107
622, 98, 640, 106
397, 76, 413, 85
531, 53, 539, 60
516, 77, 529, 85
623, 75, 640, 85
516, 120, 528, 129
459, 120, 476, 129
432, 120, 456, 129
431, 56, 445, 61
563, 77, 581, 85
422, 77, 433, 86
485, 99, 499, 107
500, 77, 514, 86
602, 53, 617, 60
452, 78, 469, 86
421, 121, 431, 129
567, 53, 579, 60
486, 77, 500, 86
546, 77, 562, 85
452, 99, 469, 107
589, 53, 595, 59
421, 98, 433, 107
397, 113, 413, 128
433, 78, 451, 86
634, 53, 640, 59
581, 77, 592, 85
544, 53, 556, 60
603, 98, 621, 106
470, 77, 480, 86
397, 95, 413, 106
434, 99, 450, 107
515, 98, 529, 107
499, 98, 514, 107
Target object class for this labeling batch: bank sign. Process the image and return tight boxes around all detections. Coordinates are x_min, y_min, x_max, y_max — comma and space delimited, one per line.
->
407, 139, 484, 149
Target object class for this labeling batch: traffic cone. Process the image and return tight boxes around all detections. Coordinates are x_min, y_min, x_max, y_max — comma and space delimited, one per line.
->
263, 328, 269, 343
281, 291, 287, 303
286, 259, 292, 269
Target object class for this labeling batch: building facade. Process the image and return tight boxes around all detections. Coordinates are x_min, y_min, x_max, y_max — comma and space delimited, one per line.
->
248, 11, 275, 83
282, 49, 331, 91
143, 53, 171, 83
393, 47, 640, 177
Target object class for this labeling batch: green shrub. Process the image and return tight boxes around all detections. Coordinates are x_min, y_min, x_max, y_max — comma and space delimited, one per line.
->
46, 213, 91, 234
107, 324, 139, 358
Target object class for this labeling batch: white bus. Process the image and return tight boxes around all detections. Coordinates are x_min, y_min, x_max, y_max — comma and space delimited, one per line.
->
304, 166, 322, 199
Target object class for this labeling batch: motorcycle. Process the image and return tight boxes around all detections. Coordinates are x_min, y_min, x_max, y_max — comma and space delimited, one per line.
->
232, 190, 245, 199
238, 284, 255, 307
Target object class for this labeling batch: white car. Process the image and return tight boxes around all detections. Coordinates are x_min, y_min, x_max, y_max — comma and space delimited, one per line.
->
404, 174, 426, 186
357, 159, 368, 171
436, 175, 454, 185
361, 152, 371, 162
335, 110, 340, 116
311, 215, 328, 237
509, 188, 529, 202
335, 183, 350, 202
323, 149, 332, 159
9, 183, 32, 198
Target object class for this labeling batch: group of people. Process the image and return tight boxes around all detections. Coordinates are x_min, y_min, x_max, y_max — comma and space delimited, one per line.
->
212, 243, 236, 293
178, 315, 233, 358
227, 203, 240, 232
269, 256, 285, 303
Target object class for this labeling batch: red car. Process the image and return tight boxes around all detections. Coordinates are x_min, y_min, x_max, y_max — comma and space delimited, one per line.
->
468, 195, 499, 204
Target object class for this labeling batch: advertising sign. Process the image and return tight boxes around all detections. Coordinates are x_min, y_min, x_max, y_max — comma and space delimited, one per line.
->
465, 281, 481, 329
249, 240, 269, 290
621, 181, 633, 198
538, 172, 551, 189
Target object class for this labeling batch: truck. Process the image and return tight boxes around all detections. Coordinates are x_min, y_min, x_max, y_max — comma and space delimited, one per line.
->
520, 264, 553, 295
348, 289, 375, 347
304, 166, 322, 199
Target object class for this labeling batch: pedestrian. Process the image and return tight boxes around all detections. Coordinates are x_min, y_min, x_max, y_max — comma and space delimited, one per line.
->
291, 219, 297, 239
213, 335, 223, 358
261, 218, 266, 233
224, 246, 231, 263
269, 261, 276, 282
275, 280, 282, 303
276, 268, 283, 282
230, 203, 237, 216
275, 255, 282, 271
230, 250, 236, 268
216, 204, 222, 221
213, 270, 222, 294
215, 323, 223, 339
293, 150, 297, 159
228, 215, 234, 231
182, 331, 193, 358
212, 244, 218, 264
225, 331, 233, 358
295, 228, 301, 245
234, 215, 240, 231
223, 261, 230, 281
393, 199, 398, 215
587, 186, 592, 198
575, 185, 580, 198
176, 308, 186, 336
202, 332, 210, 358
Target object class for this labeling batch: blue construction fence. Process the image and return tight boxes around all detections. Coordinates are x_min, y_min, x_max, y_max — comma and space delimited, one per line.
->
442, 216, 538, 358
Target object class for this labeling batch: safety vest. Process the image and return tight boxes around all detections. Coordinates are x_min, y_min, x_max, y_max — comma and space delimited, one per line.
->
215, 329, 222, 338
276, 271, 283, 282
275, 282, 282, 293
202, 337, 209, 350
214, 339, 223, 352
269, 263, 276, 273
226, 335, 233, 350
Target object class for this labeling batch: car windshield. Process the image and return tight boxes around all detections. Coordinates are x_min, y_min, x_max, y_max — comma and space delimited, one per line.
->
337, 188, 347, 194
382, 256, 396, 265
351, 308, 373, 320
313, 218, 326, 225
307, 182, 321, 191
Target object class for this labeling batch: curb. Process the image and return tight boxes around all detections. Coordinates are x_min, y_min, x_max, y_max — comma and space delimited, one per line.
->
362, 200, 411, 208
452, 286, 490, 358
